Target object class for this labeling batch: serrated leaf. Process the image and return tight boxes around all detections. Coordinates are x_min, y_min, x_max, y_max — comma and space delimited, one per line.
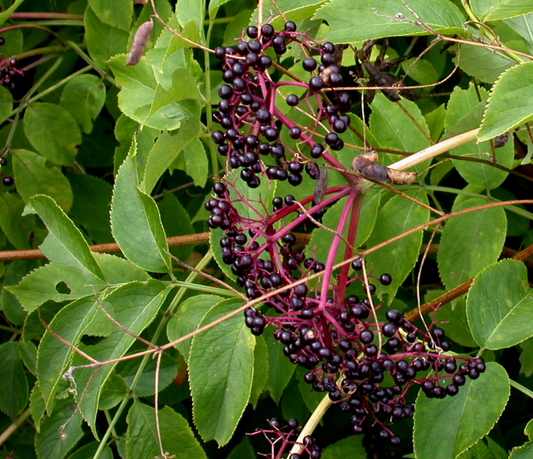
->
437, 197, 506, 290
0, 191, 35, 249
264, 332, 296, 404
0, 342, 28, 417
457, 436, 508, 459
37, 295, 99, 411
175, 0, 205, 30
471, 0, 533, 21
157, 191, 194, 261
108, 54, 201, 130
125, 401, 207, 459
60, 74, 106, 134
35, 399, 83, 459
141, 117, 202, 194
253, 0, 327, 31
85, 6, 129, 69
313, 0, 465, 43
12, 149, 73, 211
23, 103, 81, 166
25, 195, 106, 284
87, 0, 133, 31
30, 382, 45, 433
504, 13, 533, 54
467, 259, 533, 350
369, 93, 432, 175
414, 362, 509, 459
478, 61, 533, 142
0, 85, 13, 124
111, 146, 171, 273
189, 298, 254, 446
17, 340, 37, 375
366, 190, 430, 302
71, 280, 169, 431
510, 442, 533, 459
167, 294, 224, 360
455, 44, 516, 84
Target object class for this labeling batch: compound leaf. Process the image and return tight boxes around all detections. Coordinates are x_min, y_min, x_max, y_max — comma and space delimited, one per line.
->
471, 0, 533, 21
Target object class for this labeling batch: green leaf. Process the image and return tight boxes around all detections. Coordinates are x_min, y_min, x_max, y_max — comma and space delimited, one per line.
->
176, 0, 205, 30
85, 6, 129, 69
181, 138, 209, 188
471, 0, 533, 21
414, 362, 509, 459
66, 442, 114, 459
455, 44, 516, 84
35, 399, 83, 459
437, 197, 506, 290
87, 0, 133, 30
445, 85, 513, 189
0, 342, 28, 417
93, 252, 151, 284
72, 280, 169, 431
30, 382, 46, 433
478, 62, 533, 142
23, 103, 81, 166
227, 437, 256, 459
98, 372, 127, 411
37, 295, 99, 411
369, 93, 432, 175
17, 340, 37, 375
111, 146, 171, 273
108, 54, 201, 130
366, 190, 430, 302
7, 263, 93, 312
167, 294, 224, 360
157, 191, 194, 261
510, 442, 533, 459
125, 401, 207, 459
189, 298, 254, 446
0, 191, 35, 249
12, 149, 73, 211
67, 172, 113, 244
467, 259, 533, 350
504, 13, 533, 54
0, 85, 13, 124
116, 352, 180, 397
457, 436, 507, 459
253, 0, 327, 31
322, 435, 367, 459
141, 117, 202, 194
25, 195, 106, 284
60, 74, 106, 134
520, 338, 533, 377
313, 0, 465, 42
264, 332, 296, 404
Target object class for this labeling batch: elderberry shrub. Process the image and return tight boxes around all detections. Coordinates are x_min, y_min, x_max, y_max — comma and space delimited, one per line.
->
208, 21, 485, 448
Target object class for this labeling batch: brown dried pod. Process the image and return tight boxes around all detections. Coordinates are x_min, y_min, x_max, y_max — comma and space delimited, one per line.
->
352, 151, 378, 172
130, 0, 148, 4
386, 168, 417, 185
313, 167, 328, 205
494, 132, 510, 148
360, 164, 391, 182
125, 18, 153, 66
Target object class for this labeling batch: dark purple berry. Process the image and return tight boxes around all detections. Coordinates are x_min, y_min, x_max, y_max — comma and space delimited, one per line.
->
2, 176, 13, 186
303, 57, 317, 71
261, 24, 274, 38
309, 76, 324, 91
285, 21, 297, 31
247, 26, 258, 38
286, 94, 299, 106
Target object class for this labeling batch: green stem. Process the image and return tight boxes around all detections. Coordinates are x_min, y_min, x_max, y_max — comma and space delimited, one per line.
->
510, 379, 533, 399
164, 280, 238, 296
10, 12, 83, 20
0, 408, 31, 446
66, 41, 117, 87
460, 0, 479, 23
92, 251, 214, 459
14, 45, 64, 60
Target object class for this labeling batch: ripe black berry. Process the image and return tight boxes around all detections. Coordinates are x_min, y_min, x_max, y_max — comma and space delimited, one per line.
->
289, 126, 301, 139
322, 42, 335, 53
303, 57, 317, 71
286, 94, 299, 106
285, 21, 297, 32
261, 24, 274, 38
246, 26, 258, 38
309, 76, 324, 91
218, 84, 233, 99
380, 273, 392, 285
2, 176, 13, 186
0, 157, 6, 166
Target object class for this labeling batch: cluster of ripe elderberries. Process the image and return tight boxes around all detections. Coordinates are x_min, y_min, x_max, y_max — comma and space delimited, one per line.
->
248, 418, 322, 459
208, 21, 485, 446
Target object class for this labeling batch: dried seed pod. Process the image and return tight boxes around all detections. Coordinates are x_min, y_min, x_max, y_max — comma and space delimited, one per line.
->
494, 132, 510, 148
352, 151, 378, 172
129, 0, 148, 4
386, 168, 417, 185
126, 18, 153, 66
313, 167, 328, 204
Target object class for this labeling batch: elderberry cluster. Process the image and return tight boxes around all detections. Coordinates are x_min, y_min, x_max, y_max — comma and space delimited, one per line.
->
209, 20, 486, 446
248, 418, 322, 459
212, 21, 351, 188
0, 37, 23, 87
